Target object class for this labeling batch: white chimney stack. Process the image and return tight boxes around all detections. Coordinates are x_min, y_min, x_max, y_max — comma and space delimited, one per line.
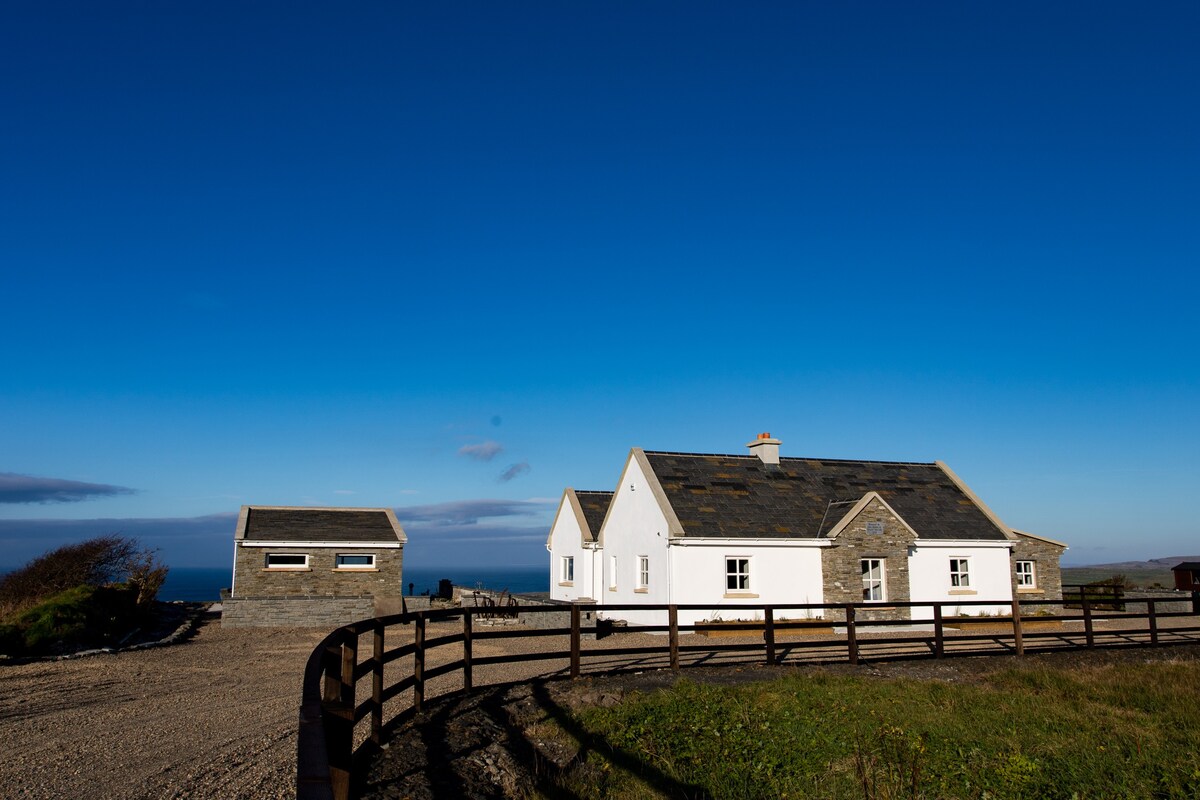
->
747, 432, 781, 465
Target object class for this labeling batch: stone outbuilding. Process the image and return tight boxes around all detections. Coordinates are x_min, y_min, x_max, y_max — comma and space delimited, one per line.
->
223, 506, 406, 627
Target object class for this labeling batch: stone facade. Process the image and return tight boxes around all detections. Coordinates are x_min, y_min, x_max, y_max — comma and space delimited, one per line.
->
221, 595, 376, 628
233, 546, 404, 598
1009, 533, 1066, 612
821, 497, 916, 621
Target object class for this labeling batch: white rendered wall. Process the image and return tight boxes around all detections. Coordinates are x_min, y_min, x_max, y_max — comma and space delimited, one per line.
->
596, 455, 671, 625
547, 497, 594, 603
669, 542, 826, 626
907, 542, 1014, 620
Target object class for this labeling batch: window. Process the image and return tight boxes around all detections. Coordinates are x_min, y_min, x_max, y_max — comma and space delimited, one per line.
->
1015, 560, 1036, 588
861, 558, 885, 601
560, 556, 574, 584
609, 556, 617, 589
335, 553, 376, 569
726, 557, 751, 592
950, 558, 970, 588
638, 556, 649, 589
265, 553, 308, 569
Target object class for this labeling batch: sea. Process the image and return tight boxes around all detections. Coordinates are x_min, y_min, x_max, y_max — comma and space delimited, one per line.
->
154, 564, 550, 602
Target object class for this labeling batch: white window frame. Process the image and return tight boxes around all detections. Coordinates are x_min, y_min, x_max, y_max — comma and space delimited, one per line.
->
725, 557, 751, 593
637, 556, 649, 590
560, 555, 574, 584
265, 552, 309, 569
950, 558, 971, 588
1015, 560, 1036, 588
861, 558, 885, 601
609, 555, 617, 590
335, 553, 376, 570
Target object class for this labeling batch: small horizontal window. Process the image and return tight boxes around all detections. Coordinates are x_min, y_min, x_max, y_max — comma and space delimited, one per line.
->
336, 553, 376, 569
265, 553, 308, 568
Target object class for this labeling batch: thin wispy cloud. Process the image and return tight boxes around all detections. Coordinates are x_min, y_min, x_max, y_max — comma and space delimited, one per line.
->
333, 489, 356, 495
0, 473, 135, 504
395, 499, 542, 527
458, 441, 504, 461
498, 462, 531, 483
0, 513, 237, 541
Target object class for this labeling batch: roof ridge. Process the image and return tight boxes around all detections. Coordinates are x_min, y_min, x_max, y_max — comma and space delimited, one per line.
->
573, 489, 615, 496
642, 450, 936, 466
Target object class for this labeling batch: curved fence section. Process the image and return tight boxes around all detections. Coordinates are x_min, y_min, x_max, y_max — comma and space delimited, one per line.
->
297, 593, 1200, 800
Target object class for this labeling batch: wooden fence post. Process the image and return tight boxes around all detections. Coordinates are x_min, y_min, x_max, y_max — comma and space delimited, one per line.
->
413, 615, 426, 712
933, 604, 944, 659
764, 606, 776, 666
570, 604, 581, 679
846, 605, 859, 665
1147, 599, 1158, 646
1011, 597, 1025, 656
326, 630, 357, 800
371, 621, 384, 745
668, 605, 679, 670
1082, 595, 1094, 648
1192, 590, 1200, 615
463, 610, 473, 692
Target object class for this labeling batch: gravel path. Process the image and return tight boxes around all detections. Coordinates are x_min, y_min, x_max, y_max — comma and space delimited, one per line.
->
0, 612, 325, 800
2, 607, 1195, 799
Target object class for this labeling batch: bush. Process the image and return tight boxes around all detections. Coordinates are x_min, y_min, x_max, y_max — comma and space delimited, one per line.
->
2, 584, 140, 656
0, 535, 167, 618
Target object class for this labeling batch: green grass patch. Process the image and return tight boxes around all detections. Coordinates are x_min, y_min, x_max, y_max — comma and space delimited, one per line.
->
0, 583, 141, 656
1061, 567, 1174, 590
541, 659, 1200, 799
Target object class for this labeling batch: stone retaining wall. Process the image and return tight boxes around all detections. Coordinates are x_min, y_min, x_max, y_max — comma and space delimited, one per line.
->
221, 596, 376, 628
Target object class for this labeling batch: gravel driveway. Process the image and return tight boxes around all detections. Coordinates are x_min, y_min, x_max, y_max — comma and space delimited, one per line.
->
3, 606, 1195, 799
0, 612, 325, 800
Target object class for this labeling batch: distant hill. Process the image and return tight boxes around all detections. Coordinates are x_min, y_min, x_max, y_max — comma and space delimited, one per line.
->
1062, 556, 1198, 589
1071, 556, 1200, 571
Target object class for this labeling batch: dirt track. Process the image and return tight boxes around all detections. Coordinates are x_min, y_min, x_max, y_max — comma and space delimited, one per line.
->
0, 612, 325, 800
3, 607, 1197, 799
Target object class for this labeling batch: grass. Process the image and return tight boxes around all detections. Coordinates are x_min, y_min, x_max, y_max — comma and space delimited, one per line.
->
538, 658, 1200, 799
1061, 567, 1175, 590
0, 583, 141, 656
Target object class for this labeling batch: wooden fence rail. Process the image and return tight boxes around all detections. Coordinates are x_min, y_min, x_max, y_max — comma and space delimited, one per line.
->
298, 592, 1200, 800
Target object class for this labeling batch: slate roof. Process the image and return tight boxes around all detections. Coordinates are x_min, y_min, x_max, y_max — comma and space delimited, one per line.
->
573, 491, 614, 542
642, 452, 1008, 541
241, 507, 404, 543
1173, 562, 1200, 571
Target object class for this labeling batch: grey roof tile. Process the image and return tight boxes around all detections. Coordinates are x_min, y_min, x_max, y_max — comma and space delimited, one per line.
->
244, 508, 402, 543
573, 491, 614, 542
643, 452, 1007, 541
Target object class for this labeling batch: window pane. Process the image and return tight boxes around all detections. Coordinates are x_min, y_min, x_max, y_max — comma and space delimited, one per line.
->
337, 554, 374, 566
267, 553, 306, 567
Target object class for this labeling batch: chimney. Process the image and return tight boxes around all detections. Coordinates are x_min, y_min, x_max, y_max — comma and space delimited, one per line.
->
746, 432, 781, 465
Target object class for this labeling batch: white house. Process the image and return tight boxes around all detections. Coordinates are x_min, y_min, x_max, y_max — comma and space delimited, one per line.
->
546, 489, 613, 603
547, 434, 1065, 626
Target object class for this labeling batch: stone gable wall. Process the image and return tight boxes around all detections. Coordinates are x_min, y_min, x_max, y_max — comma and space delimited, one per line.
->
221, 596, 376, 628
232, 545, 404, 598
1010, 535, 1065, 612
821, 498, 916, 621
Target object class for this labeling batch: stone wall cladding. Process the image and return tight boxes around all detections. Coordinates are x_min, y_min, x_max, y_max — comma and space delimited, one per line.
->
1010, 535, 1066, 614
221, 596, 376, 628
232, 546, 403, 598
822, 497, 916, 621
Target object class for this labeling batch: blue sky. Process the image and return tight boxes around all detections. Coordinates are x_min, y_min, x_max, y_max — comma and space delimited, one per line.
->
1, 2, 1197, 569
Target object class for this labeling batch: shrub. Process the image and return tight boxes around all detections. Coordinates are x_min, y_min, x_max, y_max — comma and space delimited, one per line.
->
3, 584, 140, 656
0, 535, 167, 618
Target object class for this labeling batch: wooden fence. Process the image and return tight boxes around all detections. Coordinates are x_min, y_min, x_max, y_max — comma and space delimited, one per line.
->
297, 592, 1200, 800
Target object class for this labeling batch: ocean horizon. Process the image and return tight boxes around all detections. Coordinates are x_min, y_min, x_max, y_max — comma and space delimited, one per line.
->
0, 563, 551, 603
156, 564, 550, 602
